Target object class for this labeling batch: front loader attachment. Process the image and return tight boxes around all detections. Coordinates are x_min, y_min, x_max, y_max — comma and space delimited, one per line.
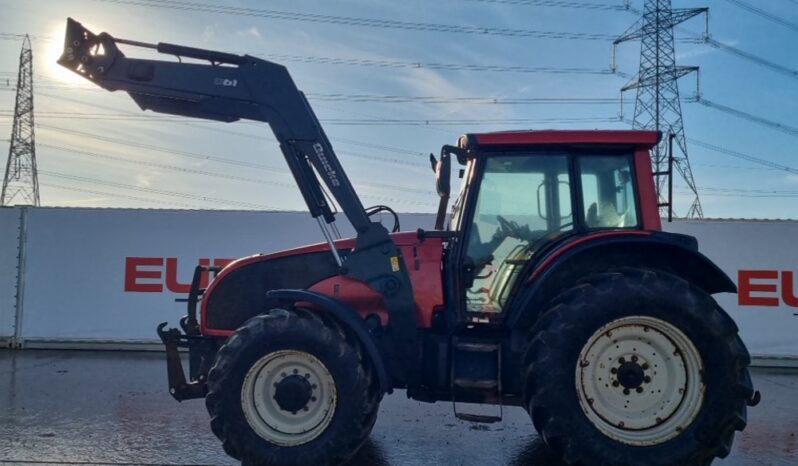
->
57, 18, 421, 385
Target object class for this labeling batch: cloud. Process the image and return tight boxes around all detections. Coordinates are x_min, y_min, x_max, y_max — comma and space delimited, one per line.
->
236, 26, 262, 40
202, 24, 219, 43
390, 68, 511, 120
675, 38, 739, 61
136, 172, 157, 187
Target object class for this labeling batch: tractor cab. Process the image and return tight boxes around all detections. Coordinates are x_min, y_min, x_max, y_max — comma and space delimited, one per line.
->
434, 130, 661, 321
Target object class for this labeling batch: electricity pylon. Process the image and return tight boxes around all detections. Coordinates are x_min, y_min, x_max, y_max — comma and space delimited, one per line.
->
614, 0, 707, 218
2, 35, 39, 206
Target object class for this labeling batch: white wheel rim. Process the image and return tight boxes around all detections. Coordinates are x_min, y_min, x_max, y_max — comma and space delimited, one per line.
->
575, 316, 704, 446
241, 350, 337, 447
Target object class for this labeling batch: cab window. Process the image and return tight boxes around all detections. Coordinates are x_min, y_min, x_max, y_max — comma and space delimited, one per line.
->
579, 156, 638, 229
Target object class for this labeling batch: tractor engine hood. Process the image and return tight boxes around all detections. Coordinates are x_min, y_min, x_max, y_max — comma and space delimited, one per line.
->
199, 231, 442, 336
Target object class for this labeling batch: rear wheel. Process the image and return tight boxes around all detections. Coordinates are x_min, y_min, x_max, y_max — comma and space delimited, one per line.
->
523, 268, 753, 466
206, 308, 380, 466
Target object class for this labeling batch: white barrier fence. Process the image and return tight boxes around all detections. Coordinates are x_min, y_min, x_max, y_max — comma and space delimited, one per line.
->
0, 208, 20, 345
1, 207, 796, 363
664, 220, 798, 360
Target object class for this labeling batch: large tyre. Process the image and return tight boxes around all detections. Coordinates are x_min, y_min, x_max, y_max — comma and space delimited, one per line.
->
523, 268, 753, 466
205, 308, 380, 466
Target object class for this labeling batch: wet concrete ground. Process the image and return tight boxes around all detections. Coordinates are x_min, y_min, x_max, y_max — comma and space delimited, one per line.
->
0, 350, 795, 466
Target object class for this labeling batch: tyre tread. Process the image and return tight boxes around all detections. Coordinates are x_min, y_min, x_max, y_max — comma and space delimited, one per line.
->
205, 308, 379, 466
523, 268, 752, 466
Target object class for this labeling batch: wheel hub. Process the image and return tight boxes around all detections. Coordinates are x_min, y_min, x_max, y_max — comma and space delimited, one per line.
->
616, 361, 645, 389
575, 316, 705, 446
273, 374, 314, 413
241, 350, 337, 447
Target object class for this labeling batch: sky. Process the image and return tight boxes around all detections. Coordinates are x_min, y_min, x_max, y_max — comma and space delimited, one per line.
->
0, 0, 796, 219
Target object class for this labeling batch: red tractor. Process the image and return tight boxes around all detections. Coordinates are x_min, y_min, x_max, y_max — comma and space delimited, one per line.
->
60, 19, 758, 466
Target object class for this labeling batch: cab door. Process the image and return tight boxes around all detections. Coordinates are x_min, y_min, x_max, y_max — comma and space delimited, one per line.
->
459, 153, 575, 317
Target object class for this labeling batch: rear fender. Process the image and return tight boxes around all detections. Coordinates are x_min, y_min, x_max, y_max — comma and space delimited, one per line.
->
266, 289, 391, 395
507, 231, 736, 330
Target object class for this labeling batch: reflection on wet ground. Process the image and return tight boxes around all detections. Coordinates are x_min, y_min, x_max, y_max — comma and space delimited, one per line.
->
0, 350, 795, 465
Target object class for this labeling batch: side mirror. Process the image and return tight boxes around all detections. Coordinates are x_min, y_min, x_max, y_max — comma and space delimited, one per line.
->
433, 145, 466, 230
436, 152, 451, 198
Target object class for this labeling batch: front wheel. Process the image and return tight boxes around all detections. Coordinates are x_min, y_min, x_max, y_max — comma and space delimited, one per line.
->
523, 268, 753, 466
205, 308, 380, 466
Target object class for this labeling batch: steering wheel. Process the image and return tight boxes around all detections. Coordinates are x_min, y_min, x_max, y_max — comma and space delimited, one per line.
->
366, 205, 400, 232
496, 215, 523, 239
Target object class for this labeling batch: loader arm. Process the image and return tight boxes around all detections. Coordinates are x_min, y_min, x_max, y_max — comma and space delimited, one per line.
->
58, 18, 419, 382
59, 17, 364, 228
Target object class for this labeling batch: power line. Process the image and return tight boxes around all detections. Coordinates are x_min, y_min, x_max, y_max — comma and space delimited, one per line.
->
620, 109, 798, 176
39, 110, 798, 181
97, 0, 616, 40
38, 123, 284, 171
37, 121, 428, 173
39, 141, 296, 188
703, 187, 798, 195
41, 182, 203, 209
675, 188, 798, 199
12, 109, 434, 172
687, 138, 798, 175
2, 95, 627, 107
264, 53, 619, 75
307, 95, 622, 105
0, 46, 624, 80
35, 125, 434, 195
37, 139, 435, 208
5, 2, 795, 82
702, 36, 798, 79
464, 0, 631, 11
3, 81, 630, 105
38, 170, 284, 210
691, 162, 779, 172
697, 98, 798, 137
723, 0, 798, 33
0, 113, 180, 121
333, 137, 425, 158
0, 32, 52, 42
694, 186, 798, 197
20, 112, 620, 126
27, 87, 760, 166
39, 142, 436, 205
289, 117, 621, 126
30, 91, 431, 163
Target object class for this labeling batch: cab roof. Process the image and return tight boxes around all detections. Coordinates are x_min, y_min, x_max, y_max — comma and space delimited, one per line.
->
459, 130, 661, 150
